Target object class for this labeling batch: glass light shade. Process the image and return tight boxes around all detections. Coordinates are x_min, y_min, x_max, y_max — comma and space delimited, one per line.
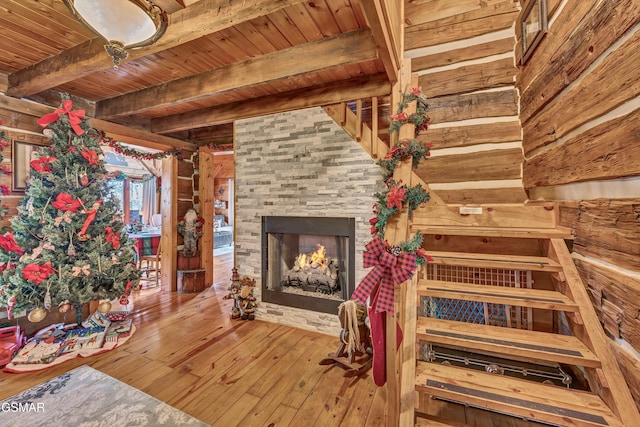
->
64, 0, 168, 69
66, 0, 167, 47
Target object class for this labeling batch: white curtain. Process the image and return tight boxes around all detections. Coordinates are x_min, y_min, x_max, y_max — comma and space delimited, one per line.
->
139, 175, 156, 225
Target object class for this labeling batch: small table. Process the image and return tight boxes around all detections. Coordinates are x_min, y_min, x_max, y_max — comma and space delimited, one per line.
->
129, 232, 161, 265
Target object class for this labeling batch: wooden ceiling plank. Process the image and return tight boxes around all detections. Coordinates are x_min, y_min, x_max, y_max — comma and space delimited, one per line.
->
151, 73, 391, 133
326, 0, 362, 32
95, 29, 378, 118
249, 16, 295, 50
7, 0, 306, 98
269, 6, 310, 45
302, 0, 343, 36
0, 94, 195, 151
3, 0, 91, 43
232, 21, 279, 55
283, 3, 325, 41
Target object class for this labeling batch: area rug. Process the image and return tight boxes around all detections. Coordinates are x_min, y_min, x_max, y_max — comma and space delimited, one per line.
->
0, 365, 210, 426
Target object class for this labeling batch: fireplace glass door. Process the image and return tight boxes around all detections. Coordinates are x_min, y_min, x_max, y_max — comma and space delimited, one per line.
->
262, 216, 355, 314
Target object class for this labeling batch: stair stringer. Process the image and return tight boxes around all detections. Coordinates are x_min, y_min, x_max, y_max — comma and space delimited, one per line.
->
545, 239, 639, 425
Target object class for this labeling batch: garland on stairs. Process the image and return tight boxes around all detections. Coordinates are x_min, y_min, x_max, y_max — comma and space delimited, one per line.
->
350, 86, 434, 387
368, 86, 434, 265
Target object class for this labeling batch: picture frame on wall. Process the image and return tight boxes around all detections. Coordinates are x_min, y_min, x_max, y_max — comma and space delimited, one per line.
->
12, 139, 47, 192
521, 0, 548, 64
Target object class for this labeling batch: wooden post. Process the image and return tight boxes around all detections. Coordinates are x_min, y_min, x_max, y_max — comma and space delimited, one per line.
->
161, 156, 178, 292
199, 147, 215, 287
383, 58, 417, 427
356, 99, 363, 142
371, 96, 379, 158
122, 179, 131, 224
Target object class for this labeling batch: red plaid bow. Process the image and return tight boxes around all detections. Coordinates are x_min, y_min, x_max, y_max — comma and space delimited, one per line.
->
351, 236, 416, 316
37, 100, 85, 135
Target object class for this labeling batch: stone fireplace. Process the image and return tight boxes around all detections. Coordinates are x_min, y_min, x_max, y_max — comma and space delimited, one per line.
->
234, 106, 382, 335
261, 216, 355, 314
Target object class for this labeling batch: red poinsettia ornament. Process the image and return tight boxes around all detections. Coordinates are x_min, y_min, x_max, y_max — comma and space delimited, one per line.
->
52, 193, 82, 213
385, 184, 407, 210
30, 156, 57, 173
22, 261, 55, 285
0, 233, 24, 255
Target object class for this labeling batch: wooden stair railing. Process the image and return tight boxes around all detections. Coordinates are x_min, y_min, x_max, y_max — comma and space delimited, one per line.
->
322, 99, 444, 207
407, 203, 639, 426
323, 100, 385, 160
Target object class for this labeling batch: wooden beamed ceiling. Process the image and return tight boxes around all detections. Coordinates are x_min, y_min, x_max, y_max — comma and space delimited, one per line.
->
0, 0, 398, 150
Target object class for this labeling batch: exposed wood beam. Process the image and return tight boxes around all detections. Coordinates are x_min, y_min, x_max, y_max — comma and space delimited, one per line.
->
359, 0, 402, 84
98, 119, 196, 152
0, 108, 45, 135
26, 90, 96, 117
7, 0, 306, 98
0, 95, 194, 152
152, 0, 187, 14
95, 29, 378, 118
152, 74, 392, 133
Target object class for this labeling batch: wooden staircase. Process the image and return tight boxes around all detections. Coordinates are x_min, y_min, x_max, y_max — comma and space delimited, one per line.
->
322, 94, 638, 425
408, 204, 639, 426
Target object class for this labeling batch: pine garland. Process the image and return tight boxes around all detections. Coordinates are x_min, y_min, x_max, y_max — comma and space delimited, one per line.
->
388, 87, 430, 137
368, 87, 434, 265
95, 130, 184, 161
377, 138, 433, 179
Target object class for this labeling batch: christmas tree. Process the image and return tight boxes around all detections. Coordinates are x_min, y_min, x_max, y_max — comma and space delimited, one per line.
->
0, 96, 139, 324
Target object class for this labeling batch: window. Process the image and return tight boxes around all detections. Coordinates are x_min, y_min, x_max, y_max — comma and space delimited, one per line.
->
107, 178, 145, 224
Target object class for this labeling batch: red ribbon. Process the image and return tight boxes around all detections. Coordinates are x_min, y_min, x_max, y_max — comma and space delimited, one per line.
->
351, 236, 416, 316
37, 100, 85, 135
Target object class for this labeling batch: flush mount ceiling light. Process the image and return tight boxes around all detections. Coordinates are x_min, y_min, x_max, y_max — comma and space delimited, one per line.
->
64, 0, 168, 70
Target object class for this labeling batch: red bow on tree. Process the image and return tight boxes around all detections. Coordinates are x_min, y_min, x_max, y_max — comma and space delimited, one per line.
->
351, 236, 416, 316
37, 100, 85, 136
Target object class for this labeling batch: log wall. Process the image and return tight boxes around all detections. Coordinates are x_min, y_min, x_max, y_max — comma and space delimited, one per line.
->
405, 0, 526, 204
517, 0, 640, 408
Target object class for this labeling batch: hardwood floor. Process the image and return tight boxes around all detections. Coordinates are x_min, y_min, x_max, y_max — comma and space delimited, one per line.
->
0, 252, 541, 426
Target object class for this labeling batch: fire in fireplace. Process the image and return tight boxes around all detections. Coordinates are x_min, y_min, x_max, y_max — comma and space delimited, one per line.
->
261, 216, 355, 314
283, 243, 340, 294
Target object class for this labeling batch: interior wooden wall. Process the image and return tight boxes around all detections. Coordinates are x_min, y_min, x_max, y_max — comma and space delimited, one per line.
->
404, 0, 527, 204
516, 0, 640, 410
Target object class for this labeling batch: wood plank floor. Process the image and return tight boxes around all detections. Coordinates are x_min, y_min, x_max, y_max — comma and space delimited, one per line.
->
0, 252, 541, 426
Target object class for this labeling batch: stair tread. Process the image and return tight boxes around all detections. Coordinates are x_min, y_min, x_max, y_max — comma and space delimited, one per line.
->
413, 225, 574, 239
416, 362, 623, 427
418, 279, 579, 312
415, 415, 471, 427
427, 251, 563, 272
417, 318, 601, 368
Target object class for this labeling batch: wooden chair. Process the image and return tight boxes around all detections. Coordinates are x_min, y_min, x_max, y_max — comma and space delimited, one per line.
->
140, 238, 161, 288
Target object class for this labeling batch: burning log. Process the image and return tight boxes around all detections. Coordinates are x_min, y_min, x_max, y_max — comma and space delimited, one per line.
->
283, 244, 340, 294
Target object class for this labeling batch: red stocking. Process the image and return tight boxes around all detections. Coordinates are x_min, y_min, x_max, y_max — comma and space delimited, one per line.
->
369, 285, 404, 387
